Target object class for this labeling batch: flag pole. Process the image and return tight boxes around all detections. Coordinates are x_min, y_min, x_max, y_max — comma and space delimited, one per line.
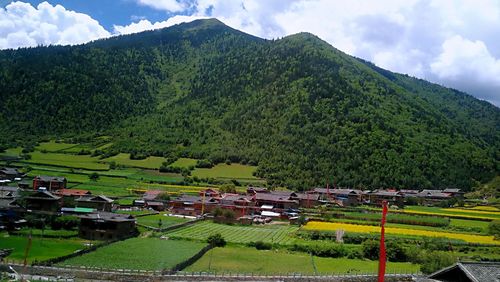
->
378, 200, 388, 282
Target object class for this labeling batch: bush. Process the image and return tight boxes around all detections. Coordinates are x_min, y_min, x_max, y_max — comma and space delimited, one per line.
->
252, 241, 272, 250
488, 220, 500, 239
362, 239, 379, 260
195, 159, 213, 168
207, 233, 226, 247
52, 216, 79, 230
420, 251, 456, 274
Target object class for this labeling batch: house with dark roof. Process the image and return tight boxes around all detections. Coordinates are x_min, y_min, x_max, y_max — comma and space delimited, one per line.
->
0, 167, 22, 180
291, 192, 320, 208
75, 195, 114, 211
78, 212, 136, 240
32, 176, 67, 191
199, 188, 220, 197
219, 194, 257, 217
54, 189, 91, 208
254, 191, 299, 212
169, 195, 218, 216
0, 186, 19, 199
368, 190, 404, 208
428, 262, 500, 282
17, 190, 62, 212
443, 188, 465, 199
417, 190, 453, 206
311, 188, 362, 206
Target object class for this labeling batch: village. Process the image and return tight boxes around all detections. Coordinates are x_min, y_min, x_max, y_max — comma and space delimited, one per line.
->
1, 166, 467, 239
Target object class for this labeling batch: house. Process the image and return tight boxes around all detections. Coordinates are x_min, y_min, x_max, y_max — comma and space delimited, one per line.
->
417, 190, 453, 206
78, 212, 136, 240
18, 190, 62, 212
291, 192, 320, 208
368, 190, 404, 208
254, 191, 299, 212
247, 187, 269, 194
75, 195, 114, 212
199, 188, 220, 197
32, 176, 67, 191
443, 188, 465, 200
0, 186, 19, 199
219, 194, 257, 216
169, 195, 218, 216
54, 189, 91, 207
428, 262, 500, 282
0, 167, 22, 181
311, 188, 362, 206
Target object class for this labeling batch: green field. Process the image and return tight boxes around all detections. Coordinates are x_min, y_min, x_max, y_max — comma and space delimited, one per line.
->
60, 238, 207, 270
404, 206, 500, 220
0, 233, 87, 263
170, 158, 197, 168
136, 214, 190, 228
187, 246, 419, 274
192, 163, 258, 180
36, 141, 79, 152
24, 151, 109, 170
102, 153, 166, 169
167, 221, 298, 244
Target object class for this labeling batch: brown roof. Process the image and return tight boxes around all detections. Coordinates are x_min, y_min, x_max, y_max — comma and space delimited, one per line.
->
54, 189, 91, 196
80, 212, 135, 222
255, 192, 297, 203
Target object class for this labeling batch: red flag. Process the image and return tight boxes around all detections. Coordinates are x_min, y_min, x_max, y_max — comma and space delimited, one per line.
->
378, 200, 388, 282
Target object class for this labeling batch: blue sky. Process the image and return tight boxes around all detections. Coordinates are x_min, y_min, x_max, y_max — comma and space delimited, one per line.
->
1, 0, 500, 107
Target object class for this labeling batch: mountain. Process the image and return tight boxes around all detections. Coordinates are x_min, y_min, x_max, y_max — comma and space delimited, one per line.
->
0, 19, 498, 190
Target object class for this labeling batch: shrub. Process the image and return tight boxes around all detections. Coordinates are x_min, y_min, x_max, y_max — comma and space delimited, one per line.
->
420, 251, 456, 274
362, 239, 379, 260
252, 241, 272, 250
195, 159, 213, 168
207, 233, 226, 247
488, 220, 500, 239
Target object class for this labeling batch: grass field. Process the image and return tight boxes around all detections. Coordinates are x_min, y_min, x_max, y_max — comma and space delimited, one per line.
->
187, 246, 419, 274
60, 238, 206, 270
24, 151, 109, 170
303, 221, 499, 245
192, 163, 258, 180
0, 233, 86, 263
136, 214, 190, 228
403, 206, 500, 221
102, 153, 166, 169
36, 141, 79, 152
167, 221, 298, 244
170, 158, 197, 168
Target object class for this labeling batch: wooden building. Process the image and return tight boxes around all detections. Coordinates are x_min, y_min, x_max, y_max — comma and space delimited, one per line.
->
75, 195, 114, 212
32, 176, 67, 191
79, 212, 136, 240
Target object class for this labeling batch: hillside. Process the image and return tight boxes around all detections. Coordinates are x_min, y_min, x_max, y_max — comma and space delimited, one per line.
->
0, 19, 498, 190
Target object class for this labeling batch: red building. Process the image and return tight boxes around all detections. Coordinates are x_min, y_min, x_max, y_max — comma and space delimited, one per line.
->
32, 176, 67, 191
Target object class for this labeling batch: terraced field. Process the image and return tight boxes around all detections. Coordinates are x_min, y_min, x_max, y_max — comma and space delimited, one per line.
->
167, 221, 298, 244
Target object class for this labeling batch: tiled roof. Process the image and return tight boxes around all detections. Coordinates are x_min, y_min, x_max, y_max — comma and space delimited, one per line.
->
54, 189, 91, 196
80, 212, 135, 222
429, 262, 500, 282
34, 176, 66, 182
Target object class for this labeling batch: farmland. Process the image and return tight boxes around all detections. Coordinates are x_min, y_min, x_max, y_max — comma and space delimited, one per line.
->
187, 246, 419, 275
302, 221, 499, 245
60, 238, 207, 270
167, 221, 298, 244
102, 153, 167, 169
0, 233, 87, 263
135, 214, 190, 228
192, 163, 258, 180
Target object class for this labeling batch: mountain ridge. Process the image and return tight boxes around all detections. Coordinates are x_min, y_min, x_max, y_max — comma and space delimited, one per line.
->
0, 19, 498, 190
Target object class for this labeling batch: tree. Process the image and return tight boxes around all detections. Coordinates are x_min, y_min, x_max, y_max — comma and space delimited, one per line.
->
488, 220, 500, 239
207, 233, 226, 247
89, 172, 100, 181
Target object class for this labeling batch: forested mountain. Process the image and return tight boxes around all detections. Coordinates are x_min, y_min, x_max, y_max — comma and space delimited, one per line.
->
0, 19, 498, 190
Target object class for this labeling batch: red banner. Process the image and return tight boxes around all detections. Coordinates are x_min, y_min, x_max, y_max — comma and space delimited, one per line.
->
378, 200, 388, 282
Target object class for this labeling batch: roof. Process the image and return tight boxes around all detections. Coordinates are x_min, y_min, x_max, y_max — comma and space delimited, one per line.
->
25, 190, 61, 200
371, 190, 402, 197
76, 195, 113, 203
172, 195, 216, 204
54, 189, 91, 196
0, 168, 20, 175
418, 190, 452, 198
34, 175, 66, 182
254, 192, 298, 203
429, 262, 500, 282
443, 188, 462, 193
80, 212, 135, 222
293, 193, 320, 201
143, 190, 163, 200
0, 198, 18, 209
222, 194, 254, 203
247, 187, 268, 193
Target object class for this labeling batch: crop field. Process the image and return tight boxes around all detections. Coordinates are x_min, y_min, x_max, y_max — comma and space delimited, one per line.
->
402, 206, 500, 221
0, 233, 87, 263
170, 158, 197, 168
102, 153, 166, 169
60, 238, 207, 270
167, 221, 298, 244
136, 214, 190, 228
303, 221, 499, 245
24, 151, 109, 170
186, 246, 419, 274
192, 163, 258, 180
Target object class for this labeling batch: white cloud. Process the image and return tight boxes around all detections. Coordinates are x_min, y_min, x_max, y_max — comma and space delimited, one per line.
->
0, 1, 110, 49
136, 0, 188, 12
114, 15, 207, 35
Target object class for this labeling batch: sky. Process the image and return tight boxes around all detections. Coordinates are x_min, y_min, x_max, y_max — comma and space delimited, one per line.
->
1, 0, 499, 107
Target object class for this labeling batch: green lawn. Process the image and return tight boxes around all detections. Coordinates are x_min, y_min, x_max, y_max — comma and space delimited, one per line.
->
167, 221, 298, 244
102, 153, 166, 169
128, 170, 184, 183
192, 163, 258, 180
0, 147, 22, 157
23, 151, 109, 170
170, 158, 197, 168
60, 238, 207, 270
136, 214, 190, 228
187, 246, 419, 275
0, 233, 87, 263
13, 228, 78, 237
36, 141, 79, 152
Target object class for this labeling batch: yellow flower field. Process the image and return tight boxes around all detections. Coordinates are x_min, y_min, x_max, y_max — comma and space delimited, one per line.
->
442, 208, 500, 216
469, 206, 499, 212
303, 221, 500, 245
